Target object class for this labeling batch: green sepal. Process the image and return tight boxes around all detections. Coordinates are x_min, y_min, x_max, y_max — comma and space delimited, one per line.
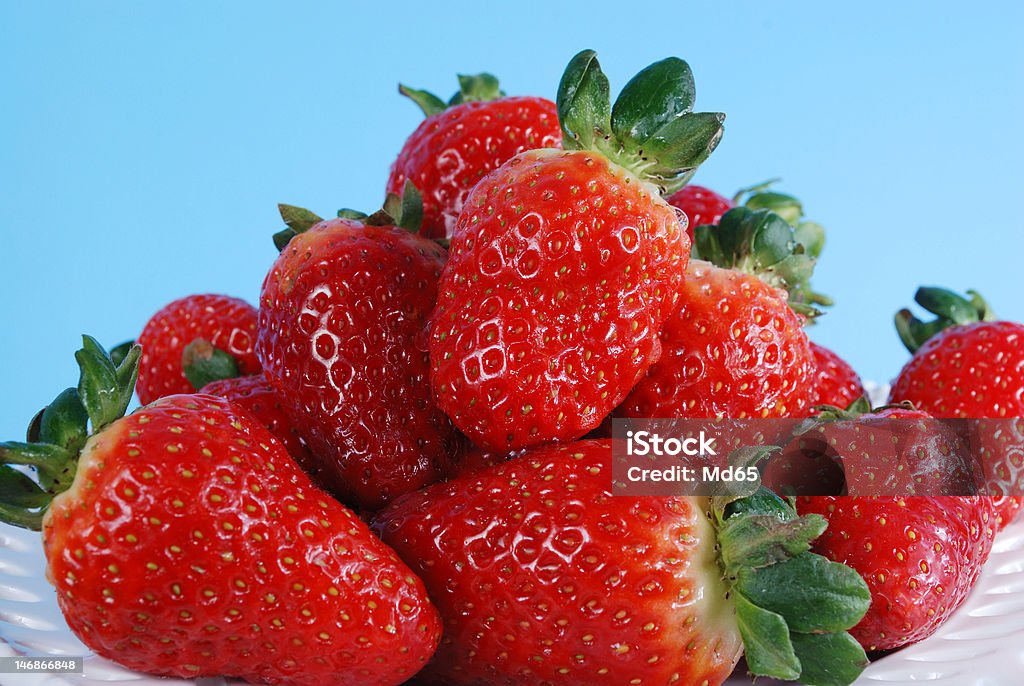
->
399, 72, 505, 118
450, 73, 504, 105
556, 50, 724, 194
37, 388, 89, 458
366, 180, 424, 233
337, 208, 370, 220
0, 440, 76, 497
693, 206, 825, 317
794, 221, 826, 261
734, 592, 801, 681
743, 190, 803, 226
0, 466, 51, 530
109, 340, 136, 367
182, 339, 240, 391
736, 552, 871, 633
398, 84, 448, 118
75, 335, 140, 432
557, 49, 612, 153
719, 513, 827, 575
610, 57, 695, 148
712, 489, 870, 686
705, 446, 774, 502
791, 632, 870, 686
895, 287, 996, 353
274, 204, 324, 251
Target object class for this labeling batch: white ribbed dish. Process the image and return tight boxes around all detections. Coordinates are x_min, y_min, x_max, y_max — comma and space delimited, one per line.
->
1, 515, 1023, 686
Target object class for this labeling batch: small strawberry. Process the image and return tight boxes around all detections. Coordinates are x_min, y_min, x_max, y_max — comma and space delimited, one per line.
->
258, 190, 458, 510
431, 50, 725, 450
797, 496, 996, 651
388, 73, 562, 239
1, 337, 442, 686
620, 206, 818, 421
808, 341, 865, 412
889, 287, 1024, 522
136, 294, 260, 404
376, 440, 871, 686
665, 184, 733, 242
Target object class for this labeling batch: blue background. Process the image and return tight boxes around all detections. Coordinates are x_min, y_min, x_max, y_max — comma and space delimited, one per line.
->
2, 2, 1022, 439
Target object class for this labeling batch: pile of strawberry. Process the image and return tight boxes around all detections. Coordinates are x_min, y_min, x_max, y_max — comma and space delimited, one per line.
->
2, 49, 1023, 686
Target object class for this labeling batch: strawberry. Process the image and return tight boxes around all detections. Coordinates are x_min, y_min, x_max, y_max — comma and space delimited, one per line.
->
136, 294, 260, 405
808, 341, 865, 412
797, 496, 996, 651
619, 206, 828, 422
374, 440, 871, 686
198, 373, 317, 478
665, 184, 733, 242
258, 192, 457, 510
765, 399, 980, 497
889, 287, 1024, 525
1, 337, 442, 686
430, 50, 725, 450
387, 73, 562, 239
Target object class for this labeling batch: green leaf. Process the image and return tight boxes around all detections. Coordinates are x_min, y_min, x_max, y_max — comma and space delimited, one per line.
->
372, 180, 424, 233
108, 340, 136, 367
638, 111, 725, 193
398, 84, 448, 118
337, 208, 370, 220
794, 221, 826, 260
182, 339, 239, 391
0, 441, 70, 470
0, 466, 49, 531
719, 513, 827, 574
37, 388, 89, 456
557, 49, 611, 152
791, 632, 869, 686
610, 57, 695, 146
895, 287, 994, 353
722, 486, 796, 523
734, 592, 801, 680
450, 73, 503, 105
736, 552, 871, 633
744, 191, 803, 226
75, 335, 136, 431
275, 204, 324, 251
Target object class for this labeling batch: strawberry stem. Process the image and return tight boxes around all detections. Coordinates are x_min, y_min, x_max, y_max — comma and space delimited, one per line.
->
0, 336, 142, 530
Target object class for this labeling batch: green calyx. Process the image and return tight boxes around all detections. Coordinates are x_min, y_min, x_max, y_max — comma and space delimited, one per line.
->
399, 72, 505, 118
182, 338, 240, 391
0, 336, 141, 530
896, 287, 996, 353
692, 206, 827, 318
273, 181, 427, 251
556, 49, 725, 194
713, 488, 870, 686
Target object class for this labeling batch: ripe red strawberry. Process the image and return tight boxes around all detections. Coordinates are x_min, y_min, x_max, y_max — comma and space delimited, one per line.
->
665, 184, 733, 242
136, 294, 260, 404
797, 496, 996, 651
387, 73, 562, 239
375, 440, 871, 686
765, 400, 979, 497
1, 337, 442, 686
619, 256, 814, 420
199, 373, 317, 477
889, 288, 1024, 524
431, 51, 725, 450
808, 342, 865, 412
991, 495, 1024, 528
258, 197, 457, 510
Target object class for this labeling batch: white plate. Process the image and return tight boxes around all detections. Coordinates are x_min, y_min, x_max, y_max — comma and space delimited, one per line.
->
1, 516, 1023, 686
